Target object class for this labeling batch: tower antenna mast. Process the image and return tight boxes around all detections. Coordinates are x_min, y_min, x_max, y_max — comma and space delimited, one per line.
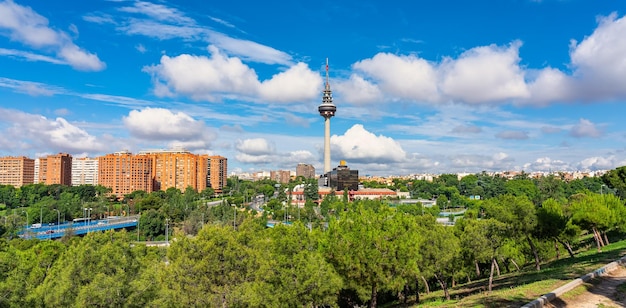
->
318, 58, 337, 174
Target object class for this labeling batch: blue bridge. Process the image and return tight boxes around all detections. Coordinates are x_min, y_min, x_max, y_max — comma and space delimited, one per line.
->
20, 215, 139, 240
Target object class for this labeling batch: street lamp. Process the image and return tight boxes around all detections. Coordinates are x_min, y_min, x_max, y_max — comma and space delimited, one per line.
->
105, 206, 109, 222
84, 208, 92, 233
54, 209, 60, 235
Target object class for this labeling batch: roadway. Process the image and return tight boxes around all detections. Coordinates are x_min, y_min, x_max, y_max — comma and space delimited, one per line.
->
20, 215, 139, 240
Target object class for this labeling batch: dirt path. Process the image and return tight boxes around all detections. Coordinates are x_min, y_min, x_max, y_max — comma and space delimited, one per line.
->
548, 266, 626, 308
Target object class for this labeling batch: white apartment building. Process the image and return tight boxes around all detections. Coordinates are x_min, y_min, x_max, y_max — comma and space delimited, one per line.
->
72, 157, 99, 186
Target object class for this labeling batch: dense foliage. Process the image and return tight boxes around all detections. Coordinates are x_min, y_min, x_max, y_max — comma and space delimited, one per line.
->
1, 169, 626, 307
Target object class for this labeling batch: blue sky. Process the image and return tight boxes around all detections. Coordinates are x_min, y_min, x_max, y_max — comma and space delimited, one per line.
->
1, 0, 626, 176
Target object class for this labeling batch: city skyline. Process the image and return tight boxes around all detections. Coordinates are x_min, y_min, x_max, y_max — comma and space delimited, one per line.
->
1, 1, 626, 176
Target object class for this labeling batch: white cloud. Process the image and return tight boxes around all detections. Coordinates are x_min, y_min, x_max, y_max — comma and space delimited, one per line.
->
569, 118, 603, 138
235, 138, 275, 155
577, 156, 626, 171
146, 46, 320, 103
135, 44, 146, 53
0, 108, 107, 153
352, 52, 439, 102
146, 47, 260, 101
0, 1, 105, 71
0, 47, 66, 65
526, 67, 571, 104
450, 152, 514, 170
523, 157, 571, 172
123, 108, 214, 146
118, 1, 195, 25
259, 62, 321, 102
206, 32, 293, 65
331, 124, 407, 164
568, 13, 626, 100
0, 77, 63, 96
440, 41, 529, 103
335, 74, 384, 105
337, 13, 626, 106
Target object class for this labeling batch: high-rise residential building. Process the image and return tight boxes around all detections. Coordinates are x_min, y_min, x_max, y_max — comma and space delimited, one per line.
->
270, 170, 291, 184
33, 159, 40, 184
0, 156, 35, 187
201, 155, 227, 194
138, 148, 205, 192
98, 151, 153, 197
38, 153, 72, 186
296, 163, 316, 179
72, 157, 99, 186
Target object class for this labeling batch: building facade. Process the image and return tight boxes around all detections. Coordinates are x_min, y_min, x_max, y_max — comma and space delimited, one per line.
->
71, 157, 99, 186
202, 155, 227, 194
138, 149, 205, 192
0, 156, 35, 187
270, 170, 291, 184
98, 151, 153, 197
296, 163, 315, 179
327, 160, 359, 191
38, 153, 72, 186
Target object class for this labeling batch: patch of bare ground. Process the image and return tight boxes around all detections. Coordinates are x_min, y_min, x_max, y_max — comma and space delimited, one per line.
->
547, 266, 626, 308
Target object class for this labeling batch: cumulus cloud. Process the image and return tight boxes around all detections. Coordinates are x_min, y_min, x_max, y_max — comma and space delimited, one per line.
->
495, 130, 529, 140
523, 157, 571, 172
335, 74, 384, 105
577, 156, 626, 171
568, 13, 626, 99
259, 62, 321, 102
123, 108, 215, 148
351, 52, 439, 103
450, 152, 514, 170
339, 13, 626, 106
145, 46, 321, 103
235, 138, 275, 156
330, 124, 407, 164
440, 41, 529, 103
233, 137, 282, 166
0, 108, 107, 153
0, 1, 105, 71
569, 118, 603, 138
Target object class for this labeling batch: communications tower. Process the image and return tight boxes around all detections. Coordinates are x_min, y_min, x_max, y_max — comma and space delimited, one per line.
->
318, 58, 336, 174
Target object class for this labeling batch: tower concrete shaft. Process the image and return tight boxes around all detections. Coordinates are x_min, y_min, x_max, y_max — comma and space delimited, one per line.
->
318, 58, 336, 174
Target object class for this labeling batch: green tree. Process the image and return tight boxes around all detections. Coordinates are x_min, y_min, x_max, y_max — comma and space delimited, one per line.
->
139, 209, 166, 240
322, 204, 421, 307
484, 194, 541, 270
419, 218, 460, 300
602, 166, 626, 199
159, 223, 260, 307
263, 223, 342, 306
537, 198, 578, 258
36, 231, 141, 307
505, 178, 540, 204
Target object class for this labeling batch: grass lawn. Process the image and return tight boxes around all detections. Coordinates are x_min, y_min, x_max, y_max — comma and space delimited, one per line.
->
410, 238, 626, 307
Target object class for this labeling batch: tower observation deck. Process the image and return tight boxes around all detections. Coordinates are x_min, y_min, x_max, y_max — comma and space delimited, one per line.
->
318, 58, 336, 174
